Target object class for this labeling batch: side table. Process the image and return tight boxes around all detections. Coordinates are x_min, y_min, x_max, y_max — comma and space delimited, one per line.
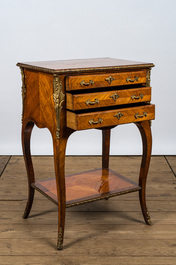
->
17, 58, 155, 250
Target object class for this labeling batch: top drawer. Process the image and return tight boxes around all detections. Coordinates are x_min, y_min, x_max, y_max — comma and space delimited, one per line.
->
66, 70, 147, 91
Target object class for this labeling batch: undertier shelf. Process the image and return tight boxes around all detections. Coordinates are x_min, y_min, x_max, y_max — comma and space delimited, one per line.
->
32, 168, 141, 207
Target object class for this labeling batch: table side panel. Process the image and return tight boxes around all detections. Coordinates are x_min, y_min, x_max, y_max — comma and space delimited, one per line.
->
23, 69, 67, 136
23, 69, 40, 124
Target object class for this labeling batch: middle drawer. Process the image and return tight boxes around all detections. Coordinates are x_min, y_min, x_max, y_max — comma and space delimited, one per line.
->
66, 87, 151, 111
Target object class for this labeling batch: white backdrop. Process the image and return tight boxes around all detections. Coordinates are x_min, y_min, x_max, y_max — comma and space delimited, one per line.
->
0, 0, 176, 155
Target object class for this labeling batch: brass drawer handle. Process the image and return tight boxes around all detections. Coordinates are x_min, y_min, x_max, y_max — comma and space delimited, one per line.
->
110, 92, 120, 101
80, 80, 94, 87
131, 93, 143, 100
114, 112, 124, 120
89, 118, 103, 125
135, 112, 148, 119
105, 76, 115, 84
85, 98, 99, 106
126, 76, 139, 83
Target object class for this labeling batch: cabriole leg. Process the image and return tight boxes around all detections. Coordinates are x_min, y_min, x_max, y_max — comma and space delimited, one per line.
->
52, 129, 73, 250
22, 121, 35, 219
135, 120, 152, 225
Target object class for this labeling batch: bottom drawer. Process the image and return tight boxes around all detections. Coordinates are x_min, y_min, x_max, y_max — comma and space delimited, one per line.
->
67, 104, 155, 130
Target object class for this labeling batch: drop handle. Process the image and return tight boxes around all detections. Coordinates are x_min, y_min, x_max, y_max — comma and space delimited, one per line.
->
110, 93, 120, 101
85, 99, 99, 105
126, 76, 139, 82
105, 76, 115, 84
135, 112, 148, 119
80, 80, 94, 87
131, 94, 143, 100
89, 118, 103, 125
114, 112, 124, 120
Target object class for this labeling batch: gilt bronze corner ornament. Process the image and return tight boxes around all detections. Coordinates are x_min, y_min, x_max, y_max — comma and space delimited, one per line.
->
20, 67, 26, 123
53, 74, 65, 140
57, 227, 63, 250
146, 68, 151, 87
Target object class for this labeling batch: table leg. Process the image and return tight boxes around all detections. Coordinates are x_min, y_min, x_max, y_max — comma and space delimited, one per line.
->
102, 129, 111, 169
102, 128, 111, 200
135, 120, 152, 225
22, 121, 35, 219
52, 129, 73, 250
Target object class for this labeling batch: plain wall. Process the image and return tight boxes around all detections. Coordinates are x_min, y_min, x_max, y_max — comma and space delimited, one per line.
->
0, 0, 176, 155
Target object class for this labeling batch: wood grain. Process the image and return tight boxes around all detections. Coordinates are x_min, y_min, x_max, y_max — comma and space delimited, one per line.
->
1, 156, 175, 201
17, 58, 155, 250
0, 256, 175, 265
136, 120, 152, 224
0, 237, 176, 256
1, 199, 176, 212
0, 156, 176, 264
0, 156, 10, 177
23, 69, 57, 132
66, 70, 147, 91
67, 104, 155, 130
165, 156, 176, 177
102, 128, 111, 169
32, 169, 140, 206
17, 57, 154, 74
66, 87, 151, 110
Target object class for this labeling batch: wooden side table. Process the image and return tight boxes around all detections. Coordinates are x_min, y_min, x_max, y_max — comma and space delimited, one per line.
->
17, 58, 155, 250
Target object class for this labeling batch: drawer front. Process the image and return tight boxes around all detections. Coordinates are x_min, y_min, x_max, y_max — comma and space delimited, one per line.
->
67, 104, 155, 130
66, 87, 151, 110
66, 70, 147, 91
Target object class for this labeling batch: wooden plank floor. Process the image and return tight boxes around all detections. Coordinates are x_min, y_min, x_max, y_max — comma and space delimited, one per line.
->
0, 156, 175, 265
0, 156, 11, 177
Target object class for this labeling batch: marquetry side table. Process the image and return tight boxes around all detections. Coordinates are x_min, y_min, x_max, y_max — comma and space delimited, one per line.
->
17, 58, 155, 250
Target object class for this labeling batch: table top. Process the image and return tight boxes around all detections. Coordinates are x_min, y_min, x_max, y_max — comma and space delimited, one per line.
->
17, 57, 154, 74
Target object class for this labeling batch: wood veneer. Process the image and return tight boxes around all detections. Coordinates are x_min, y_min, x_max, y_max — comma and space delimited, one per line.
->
66, 70, 147, 91
32, 169, 141, 207
17, 57, 154, 74
67, 104, 155, 130
66, 87, 151, 110
17, 57, 155, 250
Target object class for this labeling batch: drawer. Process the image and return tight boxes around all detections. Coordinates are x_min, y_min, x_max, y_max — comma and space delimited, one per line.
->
66, 87, 151, 110
67, 104, 155, 130
66, 70, 147, 91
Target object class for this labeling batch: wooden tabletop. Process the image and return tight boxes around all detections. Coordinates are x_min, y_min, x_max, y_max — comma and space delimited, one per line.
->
17, 57, 154, 74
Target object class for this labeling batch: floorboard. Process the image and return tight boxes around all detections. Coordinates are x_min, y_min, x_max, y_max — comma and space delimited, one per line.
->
0, 156, 11, 177
0, 156, 175, 265
165, 156, 176, 177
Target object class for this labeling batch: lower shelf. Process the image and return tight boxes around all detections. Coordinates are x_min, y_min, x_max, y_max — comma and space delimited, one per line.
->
32, 168, 141, 207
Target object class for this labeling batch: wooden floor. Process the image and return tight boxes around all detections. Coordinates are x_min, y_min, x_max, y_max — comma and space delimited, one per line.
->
0, 155, 176, 265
